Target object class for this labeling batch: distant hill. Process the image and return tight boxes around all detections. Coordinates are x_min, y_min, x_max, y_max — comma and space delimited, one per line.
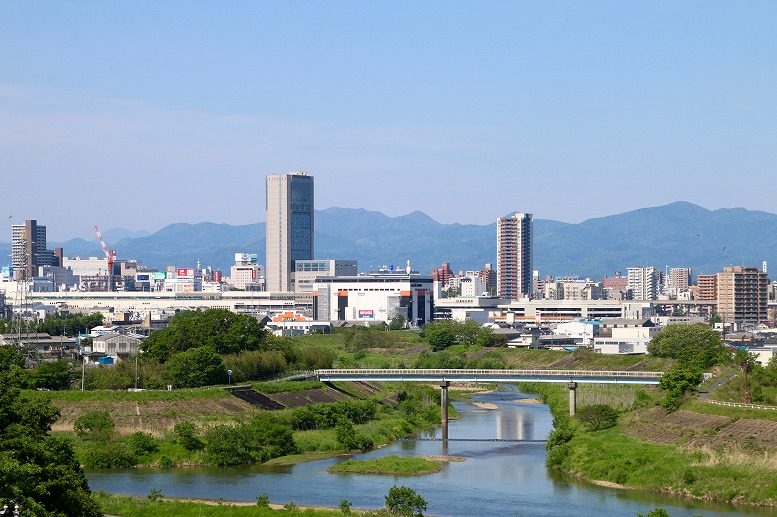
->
1, 202, 776, 279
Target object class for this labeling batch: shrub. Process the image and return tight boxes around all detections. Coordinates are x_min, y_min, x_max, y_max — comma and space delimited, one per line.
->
385, 485, 427, 516
576, 404, 619, 431
340, 499, 352, 514
256, 493, 270, 507
158, 456, 174, 468
125, 431, 159, 455
83, 442, 137, 469
74, 410, 115, 441
174, 421, 204, 451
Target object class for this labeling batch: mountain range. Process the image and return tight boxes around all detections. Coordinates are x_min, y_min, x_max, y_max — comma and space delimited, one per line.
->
1, 202, 776, 279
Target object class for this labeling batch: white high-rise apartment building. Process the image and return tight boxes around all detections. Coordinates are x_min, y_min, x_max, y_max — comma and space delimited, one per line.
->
497, 213, 533, 300
627, 266, 658, 300
265, 172, 314, 292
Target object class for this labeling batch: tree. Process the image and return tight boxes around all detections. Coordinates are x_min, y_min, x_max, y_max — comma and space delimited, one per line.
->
0, 369, 101, 516
31, 360, 72, 390
174, 421, 204, 451
648, 324, 728, 370
659, 366, 704, 412
335, 418, 359, 450
388, 315, 406, 331
576, 404, 619, 430
385, 485, 427, 517
74, 410, 116, 441
165, 346, 225, 387
141, 309, 270, 361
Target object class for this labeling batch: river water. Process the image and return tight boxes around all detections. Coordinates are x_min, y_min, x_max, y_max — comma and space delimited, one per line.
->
88, 387, 771, 516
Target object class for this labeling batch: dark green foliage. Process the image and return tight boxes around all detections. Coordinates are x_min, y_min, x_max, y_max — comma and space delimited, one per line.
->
420, 320, 500, 351
165, 346, 225, 387
256, 493, 270, 507
125, 431, 159, 455
292, 345, 336, 370
388, 315, 406, 331
0, 368, 101, 516
659, 366, 704, 412
385, 485, 428, 516
85, 356, 167, 390
31, 360, 72, 390
204, 414, 297, 466
648, 324, 728, 370
339, 498, 352, 514
83, 442, 138, 469
158, 455, 174, 468
174, 421, 204, 451
577, 404, 619, 430
546, 417, 575, 468
73, 410, 115, 441
637, 509, 671, 517
289, 399, 378, 430
141, 309, 270, 361
335, 418, 359, 449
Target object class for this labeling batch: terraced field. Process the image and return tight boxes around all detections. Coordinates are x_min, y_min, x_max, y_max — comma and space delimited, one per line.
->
624, 408, 732, 445
691, 418, 777, 449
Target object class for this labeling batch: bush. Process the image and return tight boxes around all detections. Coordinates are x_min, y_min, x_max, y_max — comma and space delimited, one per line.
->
222, 350, 287, 382
174, 421, 204, 451
576, 404, 618, 431
256, 493, 270, 507
158, 455, 174, 468
83, 442, 137, 469
31, 360, 72, 390
385, 485, 427, 516
73, 410, 115, 441
204, 415, 297, 466
648, 324, 728, 369
125, 431, 159, 455
659, 366, 704, 412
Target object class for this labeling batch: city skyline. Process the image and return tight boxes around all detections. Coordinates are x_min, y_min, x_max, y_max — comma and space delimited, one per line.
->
3, 2, 777, 239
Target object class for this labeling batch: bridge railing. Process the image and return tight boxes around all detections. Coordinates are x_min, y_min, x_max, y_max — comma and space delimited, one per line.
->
316, 368, 663, 379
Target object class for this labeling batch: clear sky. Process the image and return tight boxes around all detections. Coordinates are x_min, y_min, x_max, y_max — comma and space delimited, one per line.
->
2, 1, 776, 240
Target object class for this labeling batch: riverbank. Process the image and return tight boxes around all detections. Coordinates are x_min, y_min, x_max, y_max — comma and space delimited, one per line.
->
95, 493, 345, 516
522, 382, 777, 507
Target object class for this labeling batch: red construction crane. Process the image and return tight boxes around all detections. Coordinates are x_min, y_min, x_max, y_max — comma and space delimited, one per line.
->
94, 225, 117, 290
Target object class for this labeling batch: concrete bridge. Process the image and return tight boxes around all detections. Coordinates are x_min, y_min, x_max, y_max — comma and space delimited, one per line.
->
316, 368, 664, 439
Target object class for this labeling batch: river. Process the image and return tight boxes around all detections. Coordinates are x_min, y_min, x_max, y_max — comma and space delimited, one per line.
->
88, 387, 772, 516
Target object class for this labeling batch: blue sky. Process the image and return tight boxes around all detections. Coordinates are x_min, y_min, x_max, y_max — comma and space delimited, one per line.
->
2, 1, 776, 239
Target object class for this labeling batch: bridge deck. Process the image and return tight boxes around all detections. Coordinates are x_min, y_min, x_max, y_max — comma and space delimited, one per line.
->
316, 368, 662, 384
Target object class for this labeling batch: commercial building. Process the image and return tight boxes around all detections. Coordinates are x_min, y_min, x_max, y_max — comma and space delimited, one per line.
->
265, 172, 314, 292
11, 220, 61, 280
497, 213, 533, 300
312, 271, 434, 326
717, 266, 768, 323
294, 259, 357, 293
227, 253, 265, 291
667, 267, 691, 295
627, 266, 658, 300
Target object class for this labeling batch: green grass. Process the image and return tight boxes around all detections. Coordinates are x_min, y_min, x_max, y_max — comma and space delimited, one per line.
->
561, 426, 777, 505
328, 455, 442, 475
95, 494, 339, 516
251, 380, 325, 394
684, 399, 777, 422
29, 387, 230, 402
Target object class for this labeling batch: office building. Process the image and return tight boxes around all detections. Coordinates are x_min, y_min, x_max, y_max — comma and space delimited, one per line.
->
11, 220, 61, 280
294, 259, 357, 293
312, 271, 434, 326
627, 266, 658, 300
717, 266, 768, 323
497, 213, 533, 300
266, 172, 314, 292
667, 267, 691, 294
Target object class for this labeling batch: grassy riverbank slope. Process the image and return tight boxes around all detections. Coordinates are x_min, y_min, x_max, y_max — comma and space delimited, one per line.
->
523, 383, 777, 507
328, 455, 445, 476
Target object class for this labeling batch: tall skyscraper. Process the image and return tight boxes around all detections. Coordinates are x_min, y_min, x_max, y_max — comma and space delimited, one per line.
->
265, 172, 314, 292
496, 213, 533, 300
11, 219, 59, 280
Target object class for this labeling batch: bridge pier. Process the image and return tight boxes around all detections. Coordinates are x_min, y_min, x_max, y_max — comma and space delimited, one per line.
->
440, 381, 450, 441
567, 382, 577, 416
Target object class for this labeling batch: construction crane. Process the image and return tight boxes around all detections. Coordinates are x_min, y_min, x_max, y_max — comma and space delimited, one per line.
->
94, 225, 117, 291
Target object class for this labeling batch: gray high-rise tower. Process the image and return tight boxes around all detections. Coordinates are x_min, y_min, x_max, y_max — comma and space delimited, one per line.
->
496, 213, 533, 300
265, 172, 314, 292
